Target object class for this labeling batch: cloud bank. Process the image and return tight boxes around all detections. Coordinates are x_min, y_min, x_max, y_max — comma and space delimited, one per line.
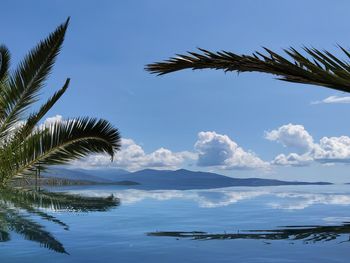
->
267, 123, 350, 166
46, 114, 350, 171
71, 131, 268, 171
72, 138, 195, 171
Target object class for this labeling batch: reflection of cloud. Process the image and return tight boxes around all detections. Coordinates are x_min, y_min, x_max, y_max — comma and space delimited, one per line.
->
69, 188, 268, 208
196, 191, 265, 208
323, 217, 350, 223
66, 187, 350, 210
268, 192, 350, 210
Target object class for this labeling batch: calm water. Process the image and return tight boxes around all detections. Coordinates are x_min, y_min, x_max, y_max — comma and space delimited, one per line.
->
1, 184, 350, 262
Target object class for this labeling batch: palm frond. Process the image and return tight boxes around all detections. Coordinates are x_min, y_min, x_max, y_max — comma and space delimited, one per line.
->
0, 45, 10, 82
0, 18, 69, 139
146, 46, 350, 93
18, 78, 70, 139
9, 117, 120, 179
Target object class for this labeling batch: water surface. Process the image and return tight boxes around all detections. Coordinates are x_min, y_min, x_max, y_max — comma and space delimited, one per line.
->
1, 184, 350, 262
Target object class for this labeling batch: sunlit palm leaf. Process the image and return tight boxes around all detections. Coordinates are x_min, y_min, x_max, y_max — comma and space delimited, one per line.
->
9, 117, 120, 179
146, 46, 350, 93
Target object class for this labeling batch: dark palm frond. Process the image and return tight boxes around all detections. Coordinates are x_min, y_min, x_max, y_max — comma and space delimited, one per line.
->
0, 229, 10, 242
0, 45, 10, 82
0, 18, 122, 185
17, 78, 70, 139
0, 18, 69, 139
146, 46, 350, 93
8, 117, 120, 179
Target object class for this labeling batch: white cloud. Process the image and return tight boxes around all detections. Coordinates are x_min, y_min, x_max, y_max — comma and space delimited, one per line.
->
268, 124, 350, 166
71, 131, 270, 171
265, 123, 315, 152
314, 136, 350, 163
272, 153, 312, 167
46, 115, 350, 170
194, 131, 269, 170
312, 95, 350, 104
44, 115, 64, 125
72, 138, 196, 171
42, 116, 194, 171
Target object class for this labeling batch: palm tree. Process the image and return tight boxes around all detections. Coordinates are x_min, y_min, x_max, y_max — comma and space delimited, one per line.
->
146, 46, 350, 93
0, 18, 120, 186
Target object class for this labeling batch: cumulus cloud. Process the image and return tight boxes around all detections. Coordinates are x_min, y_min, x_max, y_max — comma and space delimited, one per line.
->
312, 95, 350, 104
43, 115, 64, 125
70, 131, 270, 171
47, 115, 350, 170
265, 123, 315, 152
194, 131, 269, 170
72, 138, 196, 171
272, 153, 312, 167
42, 116, 194, 171
268, 124, 350, 166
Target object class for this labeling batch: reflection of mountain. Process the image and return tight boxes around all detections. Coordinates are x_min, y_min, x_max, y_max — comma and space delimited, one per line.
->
73, 187, 350, 210
0, 187, 119, 254
43, 168, 332, 189
148, 223, 350, 243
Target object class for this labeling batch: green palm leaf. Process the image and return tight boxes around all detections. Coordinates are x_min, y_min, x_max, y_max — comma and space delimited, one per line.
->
0, 18, 69, 140
17, 78, 70, 139
146, 46, 350, 93
8, 117, 120, 180
0, 18, 121, 185
0, 45, 10, 82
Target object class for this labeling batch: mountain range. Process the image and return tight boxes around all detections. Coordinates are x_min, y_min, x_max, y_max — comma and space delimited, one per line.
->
42, 168, 332, 190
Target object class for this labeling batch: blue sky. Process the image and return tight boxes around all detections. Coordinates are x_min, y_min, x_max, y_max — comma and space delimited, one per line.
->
3, 0, 350, 182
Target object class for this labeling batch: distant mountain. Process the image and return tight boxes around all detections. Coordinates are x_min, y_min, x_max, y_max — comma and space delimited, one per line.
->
42, 168, 332, 190
43, 168, 114, 183
74, 168, 130, 181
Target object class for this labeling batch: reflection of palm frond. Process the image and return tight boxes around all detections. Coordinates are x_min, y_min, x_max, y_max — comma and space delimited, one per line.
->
0, 205, 67, 253
146, 47, 350, 93
2, 187, 119, 212
148, 223, 350, 243
0, 187, 120, 253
